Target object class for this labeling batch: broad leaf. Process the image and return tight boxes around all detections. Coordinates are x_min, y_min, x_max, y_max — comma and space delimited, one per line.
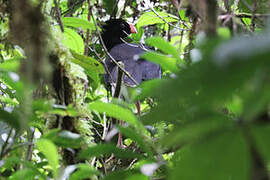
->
103, 0, 116, 14
43, 129, 83, 148
103, 170, 140, 180
0, 109, 20, 130
8, 169, 39, 180
170, 129, 250, 180
130, 79, 165, 101
118, 126, 154, 158
36, 139, 59, 178
137, 11, 178, 28
62, 17, 95, 32
251, 125, 270, 164
0, 57, 21, 72
146, 37, 179, 60
79, 144, 143, 159
70, 50, 104, 74
88, 101, 145, 132
70, 164, 100, 180
141, 51, 178, 72
62, 28, 84, 54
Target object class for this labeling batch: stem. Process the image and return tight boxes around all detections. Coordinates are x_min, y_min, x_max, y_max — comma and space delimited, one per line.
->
25, 128, 35, 161
0, 128, 13, 158
84, 0, 91, 55
54, 0, 64, 32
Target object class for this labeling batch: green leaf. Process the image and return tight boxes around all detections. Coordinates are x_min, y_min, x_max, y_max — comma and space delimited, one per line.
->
126, 174, 148, 180
1, 156, 22, 170
170, 129, 250, 180
88, 101, 145, 132
8, 169, 39, 180
226, 95, 243, 116
0, 71, 23, 99
69, 164, 100, 180
130, 27, 144, 42
50, 105, 78, 117
161, 116, 234, 148
242, 18, 251, 25
142, 33, 270, 125
103, 0, 116, 14
62, 17, 95, 32
251, 125, 270, 164
70, 50, 104, 74
32, 99, 52, 112
0, 96, 18, 106
118, 126, 154, 158
70, 50, 104, 85
36, 139, 59, 178
0, 57, 21, 71
238, 0, 268, 13
103, 170, 136, 180
43, 129, 83, 148
241, 76, 270, 121
79, 144, 144, 159
130, 79, 165, 101
141, 51, 178, 72
0, 109, 20, 130
179, 9, 188, 21
217, 27, 231, 39
62, 28, 84, 54
137, 11, 178, 28
145, 37, 179, 60
70, 62, 88, 80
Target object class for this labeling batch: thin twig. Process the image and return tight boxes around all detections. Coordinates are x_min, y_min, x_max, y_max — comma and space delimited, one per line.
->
93, 126, 102, 138
25, 127, 35, 161
1, 142, 34, 159
91, 157, 96, 167
241, 0, 253, 11
54, 0, 64, 32
114, 62, 124, 148
5, 142, 34, 155
87, 45, 117, 88
84, 0, 91, 55
102, 112, 108, 140
120, 0, 130, 18
126, 158, 137, 169
113, 62, 124, 99
251, 0, 257, 32
61, 0, 86, 16
87, 45, 104, 63
111, 0, 120, 18
235, 13, 270, 18
178, 29, 184, 53
233, 0, 240, 34
0, 128, 13, 158
224, 0, 230, 12
146, 1, 189, 31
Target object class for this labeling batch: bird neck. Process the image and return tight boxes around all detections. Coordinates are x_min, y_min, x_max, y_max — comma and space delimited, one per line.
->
101, 32, 123, 51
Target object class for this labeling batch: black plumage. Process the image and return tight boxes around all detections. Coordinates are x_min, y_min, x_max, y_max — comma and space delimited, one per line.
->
101, 19, 161, 87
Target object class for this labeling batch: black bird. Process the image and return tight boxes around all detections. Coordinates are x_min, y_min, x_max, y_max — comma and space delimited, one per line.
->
101, 19, 161, 87
101, 18, 161, 147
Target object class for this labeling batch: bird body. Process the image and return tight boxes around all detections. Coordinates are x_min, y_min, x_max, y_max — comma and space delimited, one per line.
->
104, 43, 161, 86
101, 19, 161, 87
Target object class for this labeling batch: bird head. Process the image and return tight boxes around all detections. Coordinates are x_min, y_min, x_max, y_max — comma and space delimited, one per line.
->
102, 19, 136, 38
101, 19, 137, 51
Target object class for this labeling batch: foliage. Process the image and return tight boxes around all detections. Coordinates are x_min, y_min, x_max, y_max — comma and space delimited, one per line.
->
0, 0, 270, 180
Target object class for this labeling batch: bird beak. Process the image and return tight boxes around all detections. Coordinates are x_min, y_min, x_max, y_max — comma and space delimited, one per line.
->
129, 24, 137, 34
